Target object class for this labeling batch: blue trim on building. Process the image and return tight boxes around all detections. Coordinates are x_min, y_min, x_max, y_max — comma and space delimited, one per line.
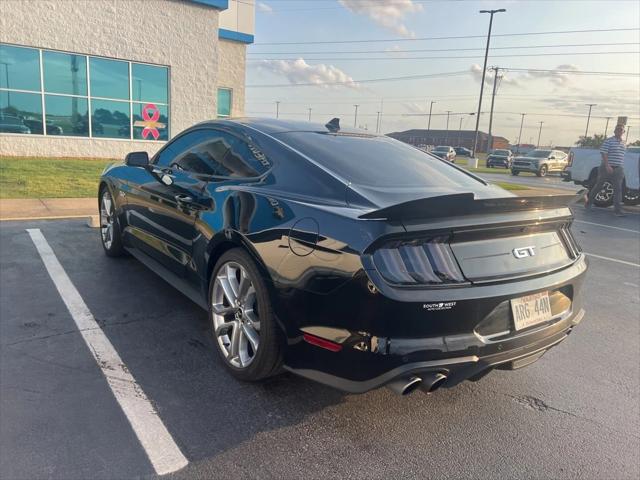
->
188, 0, 228, 10
219, 28, 254, 44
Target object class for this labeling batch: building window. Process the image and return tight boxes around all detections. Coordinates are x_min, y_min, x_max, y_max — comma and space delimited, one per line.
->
217, 88, 232, 118
0, 43, 170, 140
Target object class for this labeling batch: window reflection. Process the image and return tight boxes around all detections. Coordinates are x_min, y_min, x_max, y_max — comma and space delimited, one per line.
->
43, 51, 87, 96
132, 103, 168, 141
217, 88, 232, 117
0, 90, 42, 134
90, 57, 129, 100
91, 99, 130, 139
132, 63, 168, 104
1, 43, 169, 140
0, 44, 41, 92
44, 95, 89, 137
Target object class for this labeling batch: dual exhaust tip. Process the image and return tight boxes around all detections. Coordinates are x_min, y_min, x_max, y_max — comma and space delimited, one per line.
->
386, 373, 447, 396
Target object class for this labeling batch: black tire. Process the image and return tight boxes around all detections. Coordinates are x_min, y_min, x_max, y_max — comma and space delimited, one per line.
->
511, 170, 519, 176
208, 248, 283, 382
99, 186, 125, 257
537, 165, 548, 177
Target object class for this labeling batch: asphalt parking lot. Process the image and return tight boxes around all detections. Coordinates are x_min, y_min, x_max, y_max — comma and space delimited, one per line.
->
1, 206, 639, 480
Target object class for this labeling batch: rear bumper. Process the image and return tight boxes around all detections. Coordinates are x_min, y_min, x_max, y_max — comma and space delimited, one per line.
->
283, 256, 587, 393
287, 308, 584, 393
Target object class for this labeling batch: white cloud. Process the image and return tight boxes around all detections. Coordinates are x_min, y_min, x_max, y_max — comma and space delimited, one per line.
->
257, 58, 359, 89
339, 0, 423, 37
257, 2, 273, 14
526, 64, 580, 86
385, 45, 409, 58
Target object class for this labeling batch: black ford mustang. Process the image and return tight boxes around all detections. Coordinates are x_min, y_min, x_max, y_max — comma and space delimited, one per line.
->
99, 118, 587, 396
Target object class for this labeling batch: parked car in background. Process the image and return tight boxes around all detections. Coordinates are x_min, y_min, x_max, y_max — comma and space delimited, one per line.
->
454, 146, 472, 157
98, 118, 587, 396
563, 146, 639, 206
431, 145, 456, 162
511, 149, 568, 177
0, 114, 30, 134
487, 149, 514, 169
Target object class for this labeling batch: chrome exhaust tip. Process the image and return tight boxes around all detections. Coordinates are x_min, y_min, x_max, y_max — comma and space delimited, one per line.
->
386, 375, 422, 396
420, 373, 447, 394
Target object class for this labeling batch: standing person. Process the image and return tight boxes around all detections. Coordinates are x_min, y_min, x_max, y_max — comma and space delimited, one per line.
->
586, 123, 627, 216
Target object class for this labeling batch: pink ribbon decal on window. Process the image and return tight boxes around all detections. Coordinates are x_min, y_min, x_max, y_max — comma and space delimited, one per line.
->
141, 103, 160, 140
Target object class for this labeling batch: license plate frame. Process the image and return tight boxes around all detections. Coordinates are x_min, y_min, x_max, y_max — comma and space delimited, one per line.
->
510, 291, 553, 331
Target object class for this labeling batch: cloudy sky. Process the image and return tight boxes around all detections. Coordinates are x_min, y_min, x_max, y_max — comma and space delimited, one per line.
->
245, 0, 640, 146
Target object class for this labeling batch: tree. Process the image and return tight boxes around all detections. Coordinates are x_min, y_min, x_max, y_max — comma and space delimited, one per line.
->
576, 134, 606, 148
630, 140, 640, 146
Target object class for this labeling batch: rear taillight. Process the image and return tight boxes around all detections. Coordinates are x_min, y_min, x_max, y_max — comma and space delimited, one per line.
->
372, 239, 466, 286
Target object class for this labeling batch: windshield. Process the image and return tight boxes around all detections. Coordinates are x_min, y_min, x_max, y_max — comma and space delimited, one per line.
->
493, 150, 510, 155
528, 150, 552, 158
276, 132, 485, 188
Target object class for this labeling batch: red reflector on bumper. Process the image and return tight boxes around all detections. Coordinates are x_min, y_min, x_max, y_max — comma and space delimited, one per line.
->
302, 333, 342, 352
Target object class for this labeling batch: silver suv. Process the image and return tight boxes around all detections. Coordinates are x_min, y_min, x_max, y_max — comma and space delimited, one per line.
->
511, 149, 568, 177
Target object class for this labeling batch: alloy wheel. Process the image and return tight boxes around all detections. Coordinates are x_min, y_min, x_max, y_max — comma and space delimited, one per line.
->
100, 190, 114, 250
211, 261, 261, 368
595, 181, 614, 203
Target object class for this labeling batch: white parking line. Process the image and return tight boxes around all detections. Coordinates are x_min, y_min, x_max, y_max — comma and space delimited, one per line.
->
26, 229, 188, 476
574, 219, 640, 234
585, 252, 640, 268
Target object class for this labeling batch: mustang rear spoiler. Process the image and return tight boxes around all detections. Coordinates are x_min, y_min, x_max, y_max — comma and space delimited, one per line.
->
358, 191, 585, 220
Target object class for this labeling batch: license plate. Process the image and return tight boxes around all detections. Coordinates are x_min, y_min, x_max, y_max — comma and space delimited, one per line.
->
510, 291, 552, 331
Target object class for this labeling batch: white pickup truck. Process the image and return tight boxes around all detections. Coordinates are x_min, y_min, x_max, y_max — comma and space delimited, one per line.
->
563, 146, 640, 206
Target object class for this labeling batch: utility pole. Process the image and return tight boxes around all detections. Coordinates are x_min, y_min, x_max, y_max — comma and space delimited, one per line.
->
458, 116, 464, 146
376, 111, 381, 133
353, 104, 359, 128
537, 121, 544, 148
626, 126, 631, 143
487, 66, 501, 153
516, 113, 526, 153
472, 8, 506, 157
308, 108, 312, 121
584, 103, 596, 138
604, 117, 611, 137
275, 101, 280, 119
427, 100, 436, 130
444, 110, 452, 144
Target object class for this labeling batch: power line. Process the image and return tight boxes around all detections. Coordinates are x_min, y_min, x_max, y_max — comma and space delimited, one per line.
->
248, 42, 639, 55
247, 70, 469, 88
253, 27, 639, 46
248, 50, 640, 62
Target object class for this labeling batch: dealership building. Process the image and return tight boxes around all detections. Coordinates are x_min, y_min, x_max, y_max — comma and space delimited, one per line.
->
0, 0, 254, 158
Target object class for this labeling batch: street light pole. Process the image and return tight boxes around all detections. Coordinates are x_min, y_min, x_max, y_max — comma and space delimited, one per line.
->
472, 8, 506, 157
376, 111, 381, 133
308, 107, 312, 121
427, 100, 436, 130
537, 121, 544, 148
275, 101, 280, 119
487, 66, 501, 153
445, 110, 452, 144
626, 126, 631, 143
516, 113, 526, 154
584, 103, 596, 138
353, 104, 359, 128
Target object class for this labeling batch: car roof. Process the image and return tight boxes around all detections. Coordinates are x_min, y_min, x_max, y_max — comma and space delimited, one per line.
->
193, 117, 379, 137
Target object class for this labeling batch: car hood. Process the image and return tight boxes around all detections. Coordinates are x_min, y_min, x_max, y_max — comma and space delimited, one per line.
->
515, 156, 544, 161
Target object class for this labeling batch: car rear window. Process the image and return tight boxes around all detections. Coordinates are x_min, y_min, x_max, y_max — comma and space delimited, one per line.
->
276, 132, 485, 188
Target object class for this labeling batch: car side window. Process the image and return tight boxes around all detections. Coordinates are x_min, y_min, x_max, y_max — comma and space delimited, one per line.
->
156, 129, 271, 178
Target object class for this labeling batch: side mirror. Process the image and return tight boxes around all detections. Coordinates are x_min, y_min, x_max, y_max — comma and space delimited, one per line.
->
125, 151, 149, 167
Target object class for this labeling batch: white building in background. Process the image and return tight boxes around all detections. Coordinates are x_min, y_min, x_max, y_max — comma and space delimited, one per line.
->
0, 0, 254, 158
